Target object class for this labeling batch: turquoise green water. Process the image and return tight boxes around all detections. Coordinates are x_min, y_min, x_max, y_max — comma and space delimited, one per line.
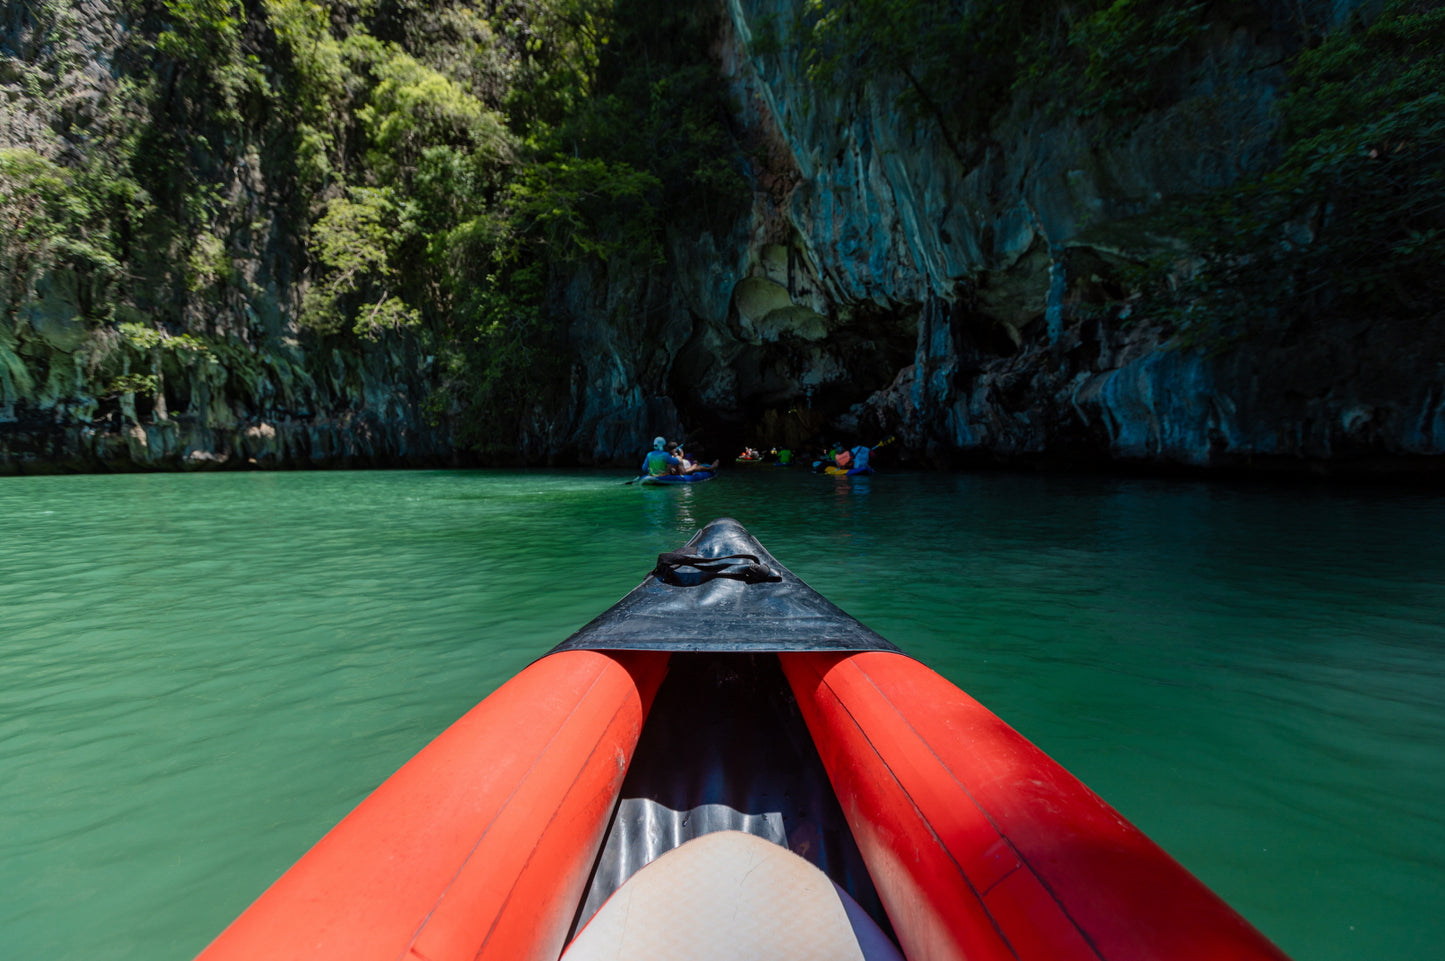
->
2, 468, 1442, 960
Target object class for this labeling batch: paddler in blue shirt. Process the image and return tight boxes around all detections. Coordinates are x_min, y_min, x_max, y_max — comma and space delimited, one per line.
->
641, 436, 682, 476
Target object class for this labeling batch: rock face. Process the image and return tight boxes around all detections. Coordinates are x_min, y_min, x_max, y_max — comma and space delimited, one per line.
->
561, 0, 1442, 474
5, 0, 1440, 474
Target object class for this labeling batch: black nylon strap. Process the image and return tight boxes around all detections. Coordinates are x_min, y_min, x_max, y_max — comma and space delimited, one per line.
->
653, 551, 781, 586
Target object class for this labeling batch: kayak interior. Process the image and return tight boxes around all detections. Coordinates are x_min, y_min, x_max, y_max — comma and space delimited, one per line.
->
567, 651, 892, 942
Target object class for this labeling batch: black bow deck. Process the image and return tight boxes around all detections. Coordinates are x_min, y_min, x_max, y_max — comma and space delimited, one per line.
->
548, 517, 901, 654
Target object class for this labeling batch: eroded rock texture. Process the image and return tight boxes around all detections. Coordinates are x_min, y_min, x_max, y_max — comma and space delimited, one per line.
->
5, 0, 1440, 474
560, 0, 1438, 473
624, 0, 1443, 472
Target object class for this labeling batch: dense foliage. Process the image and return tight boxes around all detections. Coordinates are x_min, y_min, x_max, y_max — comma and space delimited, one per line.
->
271, 0, 747, 450
5, 0, 1437, 459
0, 0, 746, 453
785, 0, 1237, 163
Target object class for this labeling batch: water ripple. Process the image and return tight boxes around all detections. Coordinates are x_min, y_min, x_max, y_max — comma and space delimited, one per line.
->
2, 469, 1443, 961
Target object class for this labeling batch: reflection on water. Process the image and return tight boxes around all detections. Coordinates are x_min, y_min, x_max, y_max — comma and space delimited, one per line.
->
639, 480, 700, 536
1, 468, 1442, 961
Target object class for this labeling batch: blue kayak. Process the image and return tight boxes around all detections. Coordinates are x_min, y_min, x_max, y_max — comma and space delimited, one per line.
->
638, 471, 717, 486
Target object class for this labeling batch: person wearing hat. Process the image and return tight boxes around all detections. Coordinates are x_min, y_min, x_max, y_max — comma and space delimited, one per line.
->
640, 437, 716, 477
640, 436, 681, 477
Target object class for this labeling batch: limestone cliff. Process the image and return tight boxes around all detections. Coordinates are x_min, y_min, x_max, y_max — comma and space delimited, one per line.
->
576, 0, 1443, 473
5, 0, 1441, 475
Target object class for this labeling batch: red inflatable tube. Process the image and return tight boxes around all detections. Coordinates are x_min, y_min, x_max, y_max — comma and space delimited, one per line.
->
195, 649, 670, 961
780, 650, 1291, 961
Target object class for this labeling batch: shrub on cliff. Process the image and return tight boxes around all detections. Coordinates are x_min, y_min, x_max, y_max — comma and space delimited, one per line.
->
1155, 0, 1445, 345
791, 0, 1224, 163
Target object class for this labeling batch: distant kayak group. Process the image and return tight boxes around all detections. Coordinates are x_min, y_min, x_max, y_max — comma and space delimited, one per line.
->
634, 435, 893, 485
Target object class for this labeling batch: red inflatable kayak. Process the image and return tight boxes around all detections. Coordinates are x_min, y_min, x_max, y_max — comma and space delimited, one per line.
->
196, 518, 1290, 961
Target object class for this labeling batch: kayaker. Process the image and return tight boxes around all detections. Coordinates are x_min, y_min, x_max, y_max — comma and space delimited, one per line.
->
811, 442, 840, 473
836, 444, 870, 472
671, 442, 718, 474
641, 437, 682, 477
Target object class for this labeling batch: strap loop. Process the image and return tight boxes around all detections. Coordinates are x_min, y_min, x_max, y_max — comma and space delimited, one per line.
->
653, 551, 781, 586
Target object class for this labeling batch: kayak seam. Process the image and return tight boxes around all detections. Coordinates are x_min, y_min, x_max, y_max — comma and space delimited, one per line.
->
850, 659, 1107, 961
471, 673, 640, 961
396, 660, 611, 961
815, 657, 1020, 961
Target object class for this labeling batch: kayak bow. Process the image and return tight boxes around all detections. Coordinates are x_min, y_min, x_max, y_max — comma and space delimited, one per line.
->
195, 518, 1289, 961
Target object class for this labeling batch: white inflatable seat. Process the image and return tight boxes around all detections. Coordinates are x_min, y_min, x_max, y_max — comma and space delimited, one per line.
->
561, 830, 903, 961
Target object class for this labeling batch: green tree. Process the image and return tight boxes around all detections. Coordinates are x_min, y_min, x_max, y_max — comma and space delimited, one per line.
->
300, 187, 422, 337
359, 51, 512, 180
262, 0, 365, 187
790, 0, 1221, 162
154, 0, 266, 122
